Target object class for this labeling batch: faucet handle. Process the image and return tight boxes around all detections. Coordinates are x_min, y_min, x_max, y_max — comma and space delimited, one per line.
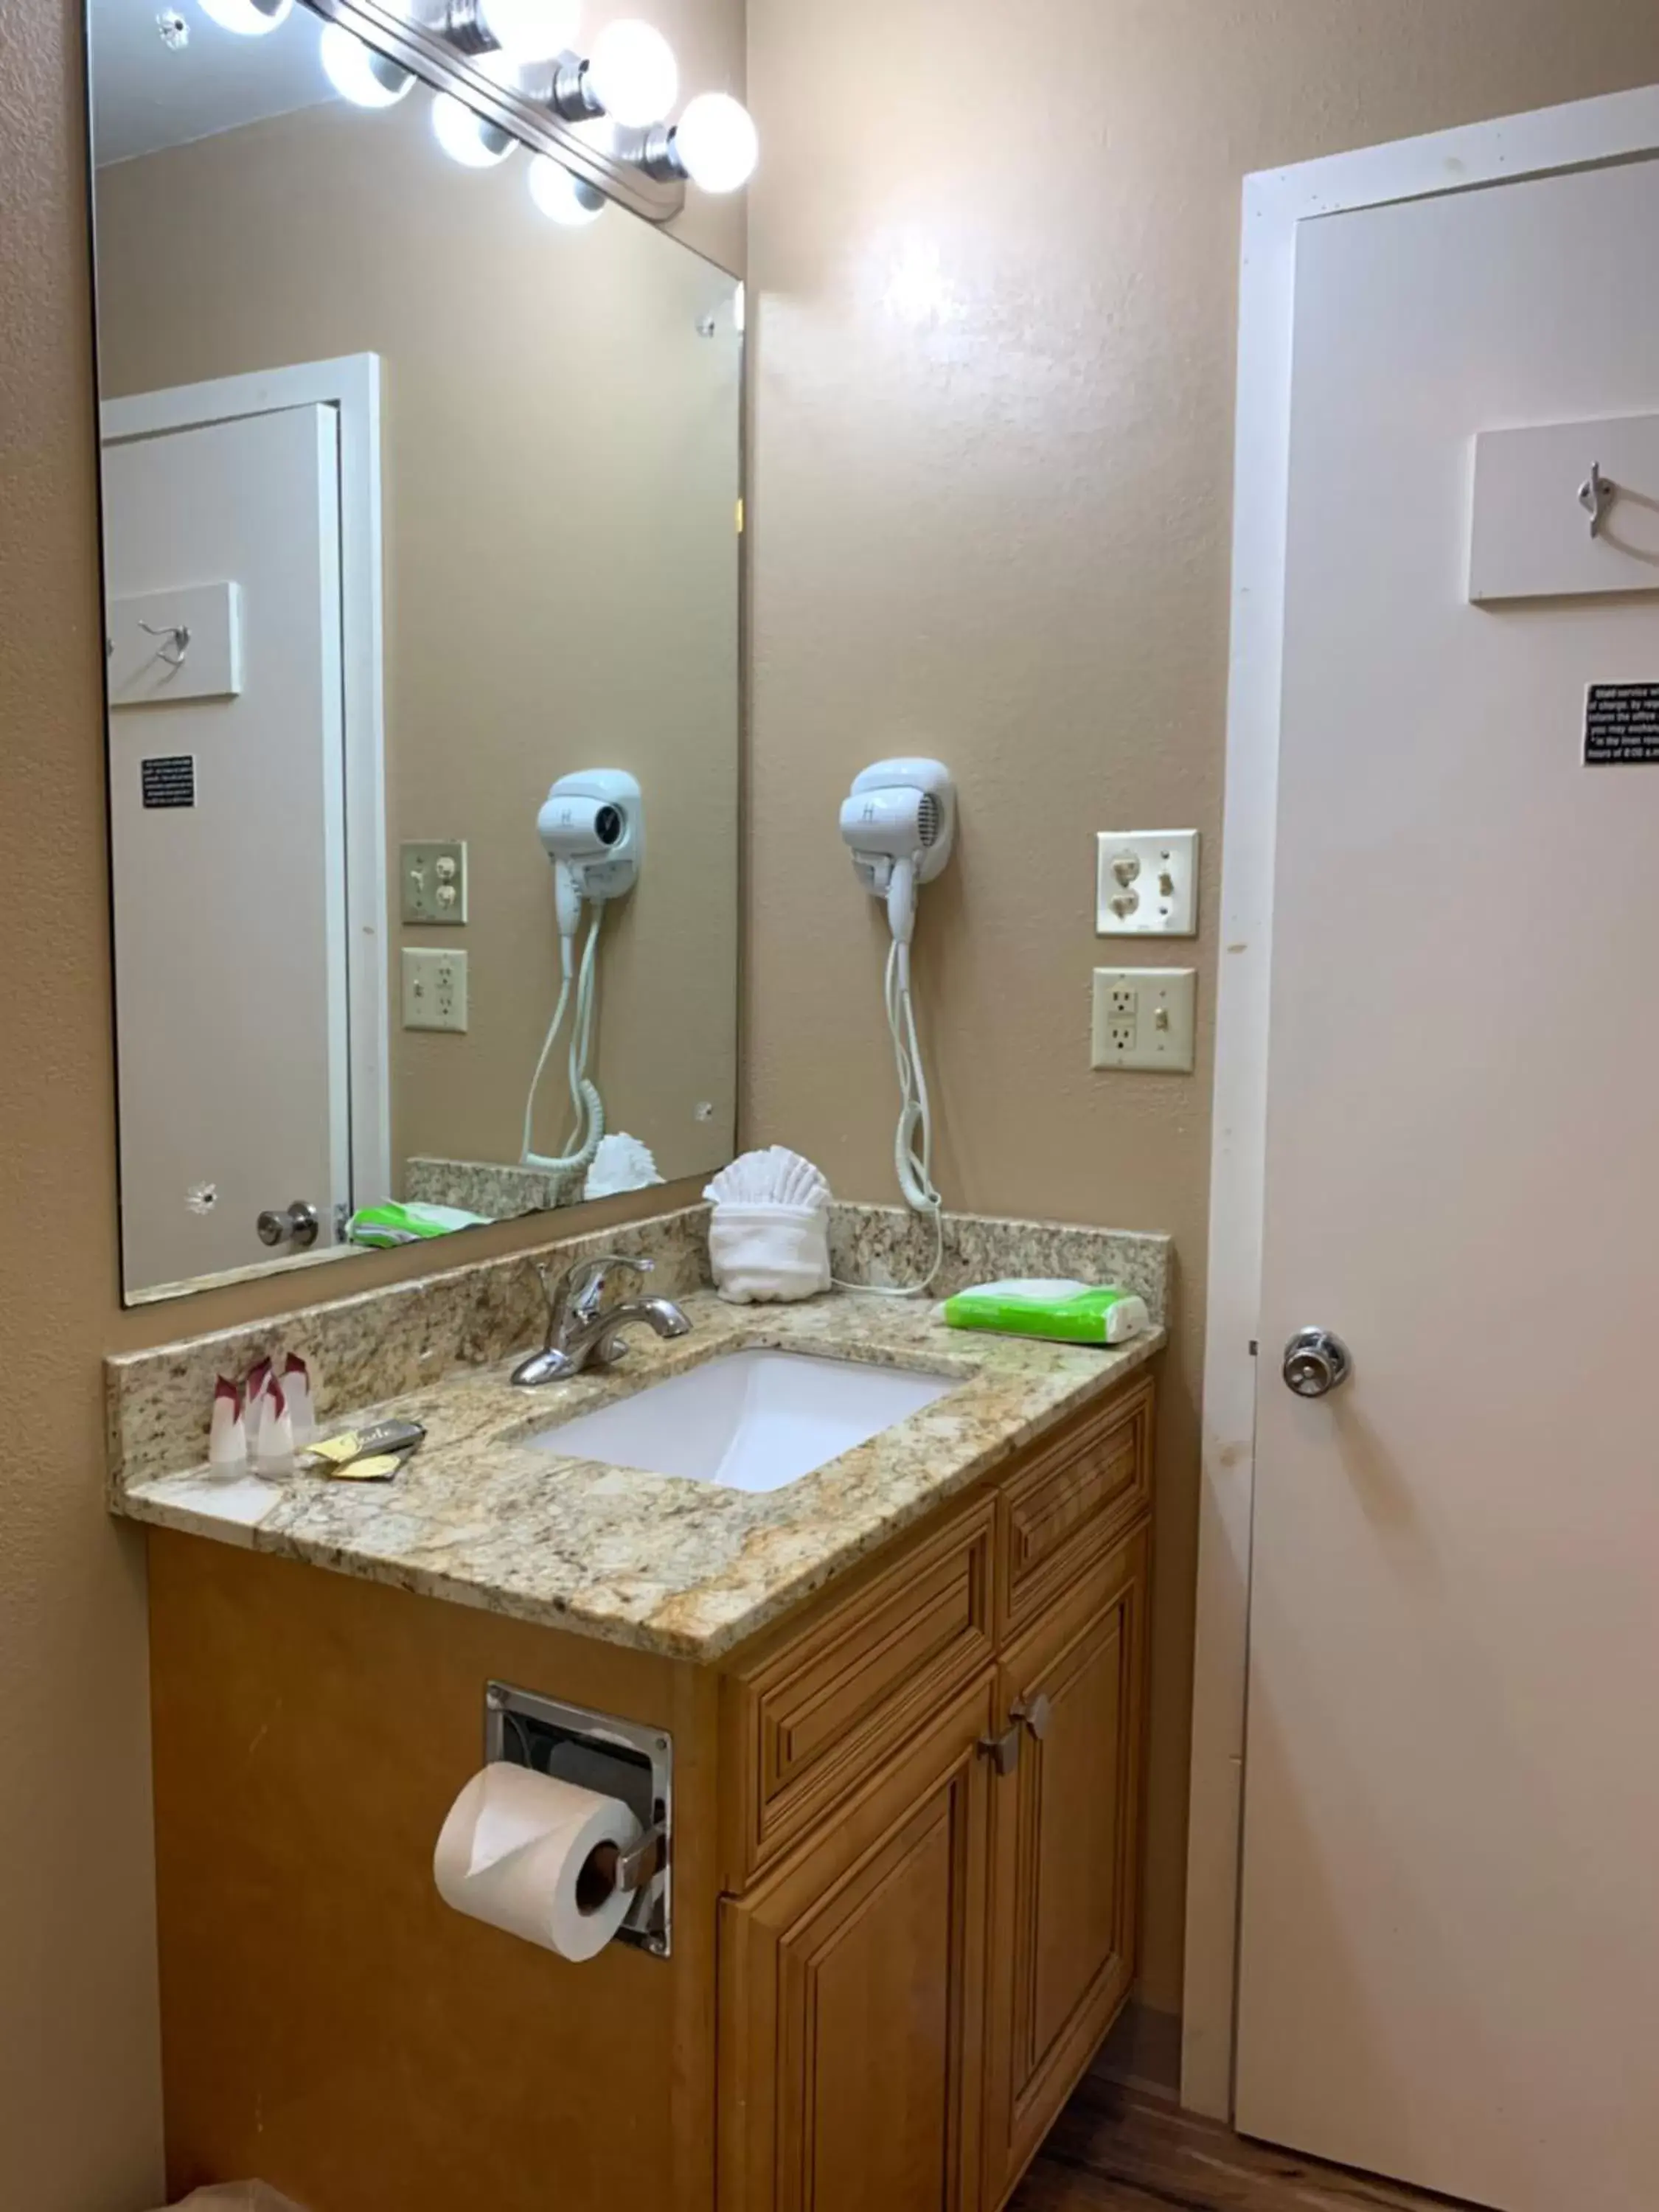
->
540, 1252, 650, 1340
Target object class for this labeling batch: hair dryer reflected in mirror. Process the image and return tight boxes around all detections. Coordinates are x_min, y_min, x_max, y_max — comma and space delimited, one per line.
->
522, 769, 642, 1183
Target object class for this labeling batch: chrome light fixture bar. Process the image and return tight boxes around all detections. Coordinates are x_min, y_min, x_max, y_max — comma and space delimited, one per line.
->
298, 0, 686, 223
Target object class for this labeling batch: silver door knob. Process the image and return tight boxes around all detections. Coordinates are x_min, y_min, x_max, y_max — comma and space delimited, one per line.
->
257, 1200, 320, 1249
1281, 1327, 1352, 1399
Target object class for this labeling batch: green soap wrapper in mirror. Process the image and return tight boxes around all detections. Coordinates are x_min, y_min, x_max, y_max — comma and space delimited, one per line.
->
939, 1278, 1150, 1346
346, 1200, 491, 1247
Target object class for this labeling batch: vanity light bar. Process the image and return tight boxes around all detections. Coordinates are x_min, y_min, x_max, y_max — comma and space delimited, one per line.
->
436, 0, 501, 55
199, 0, 758, 212
430, 3, 752, 189
279, 0, 754, 223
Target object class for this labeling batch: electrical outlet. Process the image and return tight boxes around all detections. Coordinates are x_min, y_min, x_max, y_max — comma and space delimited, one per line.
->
1102, 981, 1138, 1054
1091, 967, 1196, 1072
401, 840, 467, 925
1096, 830, 1199, 936
402, 947, 469, 1032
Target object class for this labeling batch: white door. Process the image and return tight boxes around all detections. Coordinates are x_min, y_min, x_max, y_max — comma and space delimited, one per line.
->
1237, 156, 1659, 2212
104, 403, 349, 1292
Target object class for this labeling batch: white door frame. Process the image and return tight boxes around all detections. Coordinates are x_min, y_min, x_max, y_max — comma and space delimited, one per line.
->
101, 352, 391, 1214
1183, 85, 1659, 2121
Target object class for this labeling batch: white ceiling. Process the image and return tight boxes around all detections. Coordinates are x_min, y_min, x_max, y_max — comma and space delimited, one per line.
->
89, 0, 338, 169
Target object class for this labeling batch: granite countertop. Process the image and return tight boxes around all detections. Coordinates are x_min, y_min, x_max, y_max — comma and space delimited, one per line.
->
112, 1287, 1163, 1662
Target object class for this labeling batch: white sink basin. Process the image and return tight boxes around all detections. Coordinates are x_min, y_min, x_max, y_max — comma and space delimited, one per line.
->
528, 1349, 957, 1494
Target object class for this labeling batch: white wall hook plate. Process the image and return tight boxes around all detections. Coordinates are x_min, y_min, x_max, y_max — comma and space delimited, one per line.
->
1470, 413, 1659, 600
108, 580, 243, 704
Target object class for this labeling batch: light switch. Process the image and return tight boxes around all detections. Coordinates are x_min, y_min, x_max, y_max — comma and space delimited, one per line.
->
402, 840, 468, 925
402, 947, 468, 1032
1091, 967, 1196, 1072
1095, 830, 1198, 936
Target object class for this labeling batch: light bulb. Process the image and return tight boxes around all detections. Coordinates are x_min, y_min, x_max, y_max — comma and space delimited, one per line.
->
195, 0, 291, 35
478, 0, 579, 63
528, 155, 605, 226
320, 23, 413, 106
431, 53, 520, 166
672, 91, 757, 192
585, 19, 676, 126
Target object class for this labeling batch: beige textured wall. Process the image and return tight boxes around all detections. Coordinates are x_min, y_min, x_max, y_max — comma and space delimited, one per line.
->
3, 3, 735, 2199
95, 97, 741, 1203
743, 0, 1659, 2016
1, 7, 165, 2205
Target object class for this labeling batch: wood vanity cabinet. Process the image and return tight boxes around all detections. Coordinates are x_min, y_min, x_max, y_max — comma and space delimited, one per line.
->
143, 1366, 1153, 2212
715, 1372, 1154, 2212
718, 1674, 998, 2212
981, 1528, 1147, 2205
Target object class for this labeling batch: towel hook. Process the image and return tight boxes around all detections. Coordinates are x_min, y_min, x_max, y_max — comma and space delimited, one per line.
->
1578, 460, 1616, 540
138, 619, 191, 668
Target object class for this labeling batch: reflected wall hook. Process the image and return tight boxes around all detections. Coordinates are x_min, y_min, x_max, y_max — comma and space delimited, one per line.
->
1578, 460, 1615, 539
139, 619, 191, 668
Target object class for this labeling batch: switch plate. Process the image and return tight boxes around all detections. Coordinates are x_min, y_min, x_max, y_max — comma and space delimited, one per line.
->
402, 947, 469, 1032
401, 840, 467, 925
1096, 830, 1199, 936
1091, 967, 1196, 1072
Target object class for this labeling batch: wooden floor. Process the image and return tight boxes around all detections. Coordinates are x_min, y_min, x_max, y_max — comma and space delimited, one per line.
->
1009, 2071, 1470, 2212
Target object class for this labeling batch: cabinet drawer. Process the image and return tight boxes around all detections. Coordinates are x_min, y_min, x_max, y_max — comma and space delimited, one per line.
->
725, 1498, 996, 1887
997, 1377, 1153, 1635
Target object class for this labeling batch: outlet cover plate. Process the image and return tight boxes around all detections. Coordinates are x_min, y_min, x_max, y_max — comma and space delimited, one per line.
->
402, 946, 469, 1032
401, 840, 467, 925
1091, 967, 1196, 1072
1096, 830, 1198, 936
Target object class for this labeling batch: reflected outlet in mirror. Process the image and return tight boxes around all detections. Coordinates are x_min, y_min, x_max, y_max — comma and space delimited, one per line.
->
529, 1352, 960, 1493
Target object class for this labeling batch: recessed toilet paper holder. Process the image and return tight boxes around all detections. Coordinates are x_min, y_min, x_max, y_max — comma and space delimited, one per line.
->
484, 1680, 673, 1958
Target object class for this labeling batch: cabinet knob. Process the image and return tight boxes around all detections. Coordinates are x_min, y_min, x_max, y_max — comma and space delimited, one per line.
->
1013, 1693, 1051, 1742
977, 1723, 1020, 1777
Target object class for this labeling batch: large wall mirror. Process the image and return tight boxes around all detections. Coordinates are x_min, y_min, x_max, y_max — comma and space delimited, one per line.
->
87, 0, 742, 1304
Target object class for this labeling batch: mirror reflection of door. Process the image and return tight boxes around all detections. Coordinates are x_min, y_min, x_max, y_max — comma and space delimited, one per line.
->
88, 0, 743, 1305
103, 397, 354, 1293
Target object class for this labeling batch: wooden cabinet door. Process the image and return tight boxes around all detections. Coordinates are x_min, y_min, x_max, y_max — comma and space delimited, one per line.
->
981, 1528, 1148, 2208
719, 1673, 998, 2212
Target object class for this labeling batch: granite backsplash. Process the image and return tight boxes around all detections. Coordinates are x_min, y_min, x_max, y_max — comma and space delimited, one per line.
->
107, 1199, 1169, 1492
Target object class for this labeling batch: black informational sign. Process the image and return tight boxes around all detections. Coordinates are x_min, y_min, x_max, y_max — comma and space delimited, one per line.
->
1585, 684, 1659, 765
140, 754, 195, 808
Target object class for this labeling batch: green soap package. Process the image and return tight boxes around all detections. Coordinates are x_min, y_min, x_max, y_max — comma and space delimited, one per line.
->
940, 1278, 1150, 1347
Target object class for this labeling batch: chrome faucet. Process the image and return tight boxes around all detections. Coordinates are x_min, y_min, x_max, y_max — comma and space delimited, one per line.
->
511, 1253, 691, 1388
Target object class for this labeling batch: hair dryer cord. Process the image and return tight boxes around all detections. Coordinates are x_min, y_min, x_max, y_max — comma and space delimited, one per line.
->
833, 937, 945, 1298
521, 908, 605, 1180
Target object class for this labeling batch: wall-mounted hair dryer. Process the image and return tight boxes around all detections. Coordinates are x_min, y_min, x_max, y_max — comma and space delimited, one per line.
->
523, 770, 642, 1180
839, 758, 956, 948
838, 758, 957, 1292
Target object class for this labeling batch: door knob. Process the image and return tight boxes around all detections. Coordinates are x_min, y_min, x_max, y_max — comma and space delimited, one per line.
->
257, 1200, 320, 1249
1281, 1327, 1352, 1399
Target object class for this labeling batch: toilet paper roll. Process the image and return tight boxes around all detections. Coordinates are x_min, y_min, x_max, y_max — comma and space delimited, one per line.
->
433, 1762, 643, 1962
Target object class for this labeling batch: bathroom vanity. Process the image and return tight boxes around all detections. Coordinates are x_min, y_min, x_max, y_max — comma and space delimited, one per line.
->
111, 1209, 1164, 2212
